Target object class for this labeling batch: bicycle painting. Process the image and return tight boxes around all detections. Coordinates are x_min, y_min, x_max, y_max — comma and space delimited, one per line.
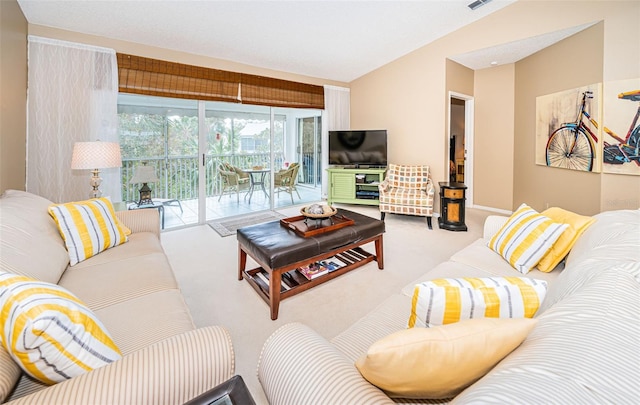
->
535, 84, 602, 172
536, 80, 640, 176
600, 78, 640, 176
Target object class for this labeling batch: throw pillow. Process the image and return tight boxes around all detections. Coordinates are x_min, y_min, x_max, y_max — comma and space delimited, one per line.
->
537, 207, 596, 272
0, 272, 122, 385
48, 197, 128, 266
356, 318, 537, 399
408, 277, 547, 328
488, 203, 568, 274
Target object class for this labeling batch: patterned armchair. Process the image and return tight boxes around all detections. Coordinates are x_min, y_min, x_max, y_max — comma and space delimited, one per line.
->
378, 163, 435, 229
218, 162, 250, 202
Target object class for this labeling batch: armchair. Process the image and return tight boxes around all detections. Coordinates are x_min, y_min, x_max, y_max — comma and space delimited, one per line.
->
218, 162, 250, 202
378, 163, 435, 229
273, 163, 301, 203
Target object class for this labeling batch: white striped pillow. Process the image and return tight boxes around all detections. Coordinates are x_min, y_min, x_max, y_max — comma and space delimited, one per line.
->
408, 277, 548, 328
0, 272, 122, 385
48, 197, 128, 266
488, 203, 568, 274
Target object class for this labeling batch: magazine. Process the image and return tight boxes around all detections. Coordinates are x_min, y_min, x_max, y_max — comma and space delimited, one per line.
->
319, 256, 348, 272
297, 262, 329, 280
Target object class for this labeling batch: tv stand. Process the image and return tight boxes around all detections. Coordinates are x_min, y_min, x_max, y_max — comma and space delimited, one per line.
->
327, 167, 386, 206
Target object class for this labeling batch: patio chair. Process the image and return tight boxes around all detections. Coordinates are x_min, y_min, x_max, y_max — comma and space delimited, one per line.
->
378, 163, 435, 229
274, 162, 301, 203
218, 162, 250, 202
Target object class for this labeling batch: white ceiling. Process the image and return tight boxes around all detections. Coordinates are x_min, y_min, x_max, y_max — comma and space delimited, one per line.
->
18, 0, 591, 82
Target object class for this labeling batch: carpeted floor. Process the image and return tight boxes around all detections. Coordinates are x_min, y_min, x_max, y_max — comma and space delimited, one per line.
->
162, 204, 494, 404
208, 211, 287, 237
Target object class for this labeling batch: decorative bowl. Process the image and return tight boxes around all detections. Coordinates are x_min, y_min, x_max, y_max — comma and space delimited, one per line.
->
300, 204, 337, 219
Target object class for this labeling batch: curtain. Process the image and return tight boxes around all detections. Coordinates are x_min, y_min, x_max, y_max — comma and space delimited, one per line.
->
27, 36, 120, 203
321, 85, 350, 197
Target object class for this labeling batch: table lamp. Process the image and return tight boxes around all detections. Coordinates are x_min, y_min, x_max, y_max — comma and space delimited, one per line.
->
71, 141, 122, 198
129, 164, 159, 206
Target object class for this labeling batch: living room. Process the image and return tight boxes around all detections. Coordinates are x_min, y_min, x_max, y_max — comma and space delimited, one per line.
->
1, 1, 639, 404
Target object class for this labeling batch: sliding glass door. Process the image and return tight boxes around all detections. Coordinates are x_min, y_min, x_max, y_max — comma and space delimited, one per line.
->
118, 94, 323, 229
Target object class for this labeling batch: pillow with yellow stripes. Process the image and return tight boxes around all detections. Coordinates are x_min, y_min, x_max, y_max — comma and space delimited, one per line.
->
0, 272, 122, 385
48, 197, 128, 266
488, 203, 568, 274
408, 277, 547, 328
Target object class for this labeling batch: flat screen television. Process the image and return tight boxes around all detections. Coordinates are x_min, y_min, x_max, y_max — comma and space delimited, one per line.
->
328, 130, 387, 167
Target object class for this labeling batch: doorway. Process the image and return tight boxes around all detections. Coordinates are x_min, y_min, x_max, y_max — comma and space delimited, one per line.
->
448, 92, 474, 207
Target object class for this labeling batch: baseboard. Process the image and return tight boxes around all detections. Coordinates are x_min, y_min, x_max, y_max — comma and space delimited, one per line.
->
469, 204, 513, 215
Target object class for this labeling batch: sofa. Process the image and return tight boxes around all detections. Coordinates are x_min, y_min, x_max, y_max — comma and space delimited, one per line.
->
257, 208, 639, 404
0, 190, 235, 404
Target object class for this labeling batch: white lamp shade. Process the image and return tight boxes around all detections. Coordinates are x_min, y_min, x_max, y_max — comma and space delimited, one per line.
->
71, 141, 122, 170
129, 165, 159, 184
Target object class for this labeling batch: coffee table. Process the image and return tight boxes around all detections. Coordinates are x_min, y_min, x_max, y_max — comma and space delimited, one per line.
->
237, 208, 385, 320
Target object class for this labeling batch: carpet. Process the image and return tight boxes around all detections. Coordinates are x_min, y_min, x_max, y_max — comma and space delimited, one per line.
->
208, 211, 287, 237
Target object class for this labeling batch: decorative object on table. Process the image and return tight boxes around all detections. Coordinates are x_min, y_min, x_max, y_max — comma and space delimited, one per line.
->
129, 163, 159, 206
301, 203, 338, 227
70, 141, 122, 198
280, 211, 355, 238
252, 165, 263, 170
301, 203, 337, 218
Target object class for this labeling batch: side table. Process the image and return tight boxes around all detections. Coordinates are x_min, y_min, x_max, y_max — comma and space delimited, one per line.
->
184, 375, 256, 405
438, 182, 467, 231
127, 201, 165, 229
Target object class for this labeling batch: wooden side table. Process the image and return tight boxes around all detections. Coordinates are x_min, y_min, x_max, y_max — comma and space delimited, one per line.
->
438, 182, 467, 231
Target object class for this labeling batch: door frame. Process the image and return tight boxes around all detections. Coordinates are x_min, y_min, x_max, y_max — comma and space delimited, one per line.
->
448, 91, 474, 208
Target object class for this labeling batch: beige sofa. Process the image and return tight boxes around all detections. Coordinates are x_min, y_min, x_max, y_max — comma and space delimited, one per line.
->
258, 209, 639, 404
0, 190, 235, 404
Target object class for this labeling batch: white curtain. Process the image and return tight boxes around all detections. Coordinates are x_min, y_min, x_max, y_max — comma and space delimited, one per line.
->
321, 85, 350, 197
26, 36, 121, 203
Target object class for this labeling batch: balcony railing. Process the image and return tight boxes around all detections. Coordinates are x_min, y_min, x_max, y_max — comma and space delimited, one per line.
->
121, 153, 291, 202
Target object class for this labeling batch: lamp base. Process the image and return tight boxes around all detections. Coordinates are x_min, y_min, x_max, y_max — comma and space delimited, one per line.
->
90, 169, 103, 199
137, 183, 154, 206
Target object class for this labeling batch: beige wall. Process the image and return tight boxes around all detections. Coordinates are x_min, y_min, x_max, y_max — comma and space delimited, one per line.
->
475, 64, 515, 211
351, 0, 640, 215
0, 0, 28, 193
514, 24, 603, 215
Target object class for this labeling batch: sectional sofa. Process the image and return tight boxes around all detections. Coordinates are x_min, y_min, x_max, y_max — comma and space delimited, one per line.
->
257, 207, 640, 404
0, 190, 235, 404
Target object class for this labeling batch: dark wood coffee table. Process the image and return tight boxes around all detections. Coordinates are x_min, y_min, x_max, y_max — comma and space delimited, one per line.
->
237, 209, 384, 320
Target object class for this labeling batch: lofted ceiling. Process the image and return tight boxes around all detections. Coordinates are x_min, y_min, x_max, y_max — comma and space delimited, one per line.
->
18, 0, 591, 82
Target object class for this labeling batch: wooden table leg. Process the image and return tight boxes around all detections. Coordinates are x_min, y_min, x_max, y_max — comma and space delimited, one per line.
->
375, 235, 384, 269
238, 246, 247, 281
269, 270, 281, 320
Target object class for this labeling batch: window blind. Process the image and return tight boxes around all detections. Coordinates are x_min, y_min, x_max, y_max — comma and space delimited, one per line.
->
117, 53, 324, 109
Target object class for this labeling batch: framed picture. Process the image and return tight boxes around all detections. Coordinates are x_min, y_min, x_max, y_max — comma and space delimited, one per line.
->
535, 84, 602, 173
601, 78, 640, 176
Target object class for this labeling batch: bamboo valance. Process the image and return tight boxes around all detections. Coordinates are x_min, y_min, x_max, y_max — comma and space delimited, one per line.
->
117, 53, 324, 109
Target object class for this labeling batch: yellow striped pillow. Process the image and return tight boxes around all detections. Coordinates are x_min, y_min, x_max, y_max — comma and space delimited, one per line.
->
0, 272, 121, 385
408, 277, 547, 328
48, 197, 128, 266
488, 203, 568, 274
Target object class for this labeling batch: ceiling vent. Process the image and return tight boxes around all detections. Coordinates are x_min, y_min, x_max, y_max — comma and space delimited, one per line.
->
468, 0, 492, 10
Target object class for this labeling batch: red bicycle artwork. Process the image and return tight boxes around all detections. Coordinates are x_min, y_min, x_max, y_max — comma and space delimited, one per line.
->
545, 89, 640, 172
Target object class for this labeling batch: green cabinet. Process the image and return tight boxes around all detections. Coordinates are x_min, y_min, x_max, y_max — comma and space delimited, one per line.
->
327, 168, 386, 206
